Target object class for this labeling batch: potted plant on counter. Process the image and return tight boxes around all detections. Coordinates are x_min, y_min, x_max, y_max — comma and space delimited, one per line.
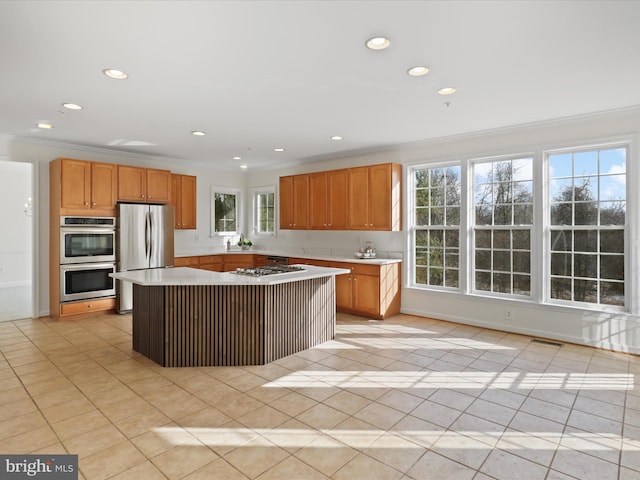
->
237, 235, 252, 250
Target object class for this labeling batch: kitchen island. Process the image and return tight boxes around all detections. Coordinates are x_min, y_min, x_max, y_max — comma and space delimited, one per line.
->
111, 265, 349, 367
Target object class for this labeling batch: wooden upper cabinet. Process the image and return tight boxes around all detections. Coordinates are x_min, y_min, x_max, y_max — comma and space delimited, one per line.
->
292, 175, 309, 229
117, 165, 146, 202
171, 174, 197, 229
279, 174, 309, 229
279, 176, 294, 229
118, 166, 171, 203
368, 163, 397, 230
327, 169, 348, 229
146, 168, 171, 203
58, 158, 116, 214
90, 162, 117, 210
347, 163, 402, 231
347, 166, 370, 229
309, 172, 328, 229
281, 163, 400, 231
60, 158, 91, 210
309, 169, 348, 229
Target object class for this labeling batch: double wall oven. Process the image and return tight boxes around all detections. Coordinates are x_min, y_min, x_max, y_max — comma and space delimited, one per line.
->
59, 216, 116, 303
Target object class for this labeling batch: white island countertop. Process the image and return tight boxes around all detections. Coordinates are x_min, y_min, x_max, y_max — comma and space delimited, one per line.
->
111, 265, 349, 286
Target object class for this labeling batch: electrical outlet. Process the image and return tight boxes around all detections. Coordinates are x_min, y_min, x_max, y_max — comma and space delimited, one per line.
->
504, 310, 513, 320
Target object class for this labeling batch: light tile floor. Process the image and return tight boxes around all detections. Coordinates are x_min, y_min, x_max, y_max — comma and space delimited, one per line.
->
1, 312, 640, 479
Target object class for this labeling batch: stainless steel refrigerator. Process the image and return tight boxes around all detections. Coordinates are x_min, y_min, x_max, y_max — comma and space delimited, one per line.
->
116, 203, 174, 313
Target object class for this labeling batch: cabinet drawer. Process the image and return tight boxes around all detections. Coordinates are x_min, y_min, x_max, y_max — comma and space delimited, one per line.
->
330, 261, 379, 277
200, 264, 223, 272
351, 263, 380, 276
60, 297, 115, 316
199, 255, 223, 265
222, 254, 254, 264
288, 257, 311, 265
175, 256, 200, 267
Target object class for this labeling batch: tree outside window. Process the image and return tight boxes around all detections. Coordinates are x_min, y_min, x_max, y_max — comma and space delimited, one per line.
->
413, 164, 461, 289
548, 147, 626, 306
473, 157, 533, 296
211, 187, 241, 235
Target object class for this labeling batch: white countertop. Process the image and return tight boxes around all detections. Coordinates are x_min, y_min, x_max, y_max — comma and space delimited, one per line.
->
174, 248, 402, 266
111, 265, 350, 286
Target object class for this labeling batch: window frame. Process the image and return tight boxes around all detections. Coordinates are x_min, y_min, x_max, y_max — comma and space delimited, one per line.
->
470, 155, 534, 299
409, 162, 463, 291
210, 186, 242, 236
252, 186, 276, 236
406, 139, 631, 314
544, 143, 628, 309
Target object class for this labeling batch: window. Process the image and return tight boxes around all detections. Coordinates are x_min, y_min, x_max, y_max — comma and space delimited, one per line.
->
548, 146, 626, 306
412, 164, 461, 288
473, 157, 533, 296
253, 187, 276, 235
211, 187, 241, 236
409, 141, 629, 312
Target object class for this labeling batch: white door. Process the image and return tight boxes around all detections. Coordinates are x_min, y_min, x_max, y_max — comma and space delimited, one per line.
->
0, 160, 33, 321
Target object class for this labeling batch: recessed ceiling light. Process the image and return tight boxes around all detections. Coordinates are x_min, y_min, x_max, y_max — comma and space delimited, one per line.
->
366, 36, 391, 50
240, 164, 248, 170
37, 122, 53, 129
191, 130, 206, 136
331, 135, 343, 141
407, 66, 430, 77
438, 87, 457, 95
103, 69, 128, 80
232, 156, 242, 160
62, 103, 83, 110
274, 147, 285, 152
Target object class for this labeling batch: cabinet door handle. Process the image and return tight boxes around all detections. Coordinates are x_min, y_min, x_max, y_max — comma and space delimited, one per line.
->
141, 194, 145, 198
84, 202, 89, 206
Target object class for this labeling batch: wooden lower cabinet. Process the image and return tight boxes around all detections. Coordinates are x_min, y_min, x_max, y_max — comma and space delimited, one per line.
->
222, 254, 254, 272
330, 261, 401, 319
172, 254, 401, 319
59, 297, 116, 320
289, 257, 330, 267
174, 256, 200, 267
174, 254, 256, 272
199, 255, 223, 271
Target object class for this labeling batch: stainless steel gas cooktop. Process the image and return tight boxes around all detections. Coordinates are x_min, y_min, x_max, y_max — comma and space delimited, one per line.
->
233, 265, 306, 277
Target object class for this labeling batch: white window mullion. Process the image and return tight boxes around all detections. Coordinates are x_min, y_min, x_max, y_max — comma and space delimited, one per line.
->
533, 148, 545, 304
461, 158, 472, 295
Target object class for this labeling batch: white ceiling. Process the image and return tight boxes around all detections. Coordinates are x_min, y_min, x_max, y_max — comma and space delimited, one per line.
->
1, 0, 640, 171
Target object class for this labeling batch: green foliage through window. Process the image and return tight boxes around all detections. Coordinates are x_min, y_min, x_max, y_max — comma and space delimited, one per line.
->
211, 188, 240, 235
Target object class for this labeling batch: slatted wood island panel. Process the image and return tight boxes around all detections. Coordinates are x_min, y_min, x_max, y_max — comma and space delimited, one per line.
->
113, 265, 348, 367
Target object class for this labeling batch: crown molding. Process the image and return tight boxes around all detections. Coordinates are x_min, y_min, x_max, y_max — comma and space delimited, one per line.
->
2, 134, 180, 166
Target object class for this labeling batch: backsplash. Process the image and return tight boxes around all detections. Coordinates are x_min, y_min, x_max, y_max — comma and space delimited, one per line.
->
174, 228, 405, 260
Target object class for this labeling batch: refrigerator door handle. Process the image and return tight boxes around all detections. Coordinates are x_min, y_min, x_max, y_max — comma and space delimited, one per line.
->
145, 211, 151, 262
148, 210, 154, 260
